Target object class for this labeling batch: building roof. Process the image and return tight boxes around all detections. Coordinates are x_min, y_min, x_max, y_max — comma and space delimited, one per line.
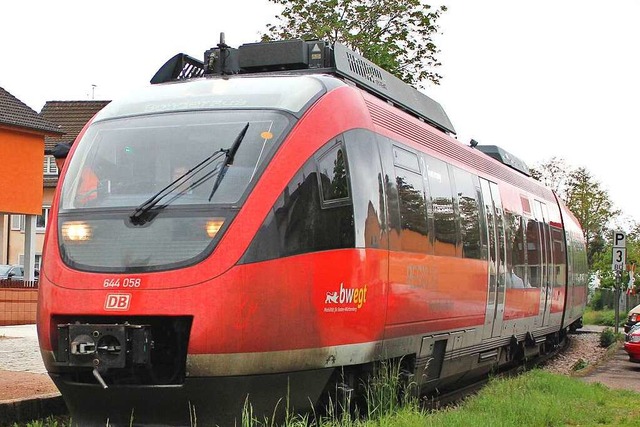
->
40, 100, 110, 187
40, 100, 111, 151
0, 87, 63, 135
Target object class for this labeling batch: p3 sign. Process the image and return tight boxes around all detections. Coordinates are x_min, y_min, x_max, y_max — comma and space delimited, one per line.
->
104, 294, 131, 311
612, 230, 626, 272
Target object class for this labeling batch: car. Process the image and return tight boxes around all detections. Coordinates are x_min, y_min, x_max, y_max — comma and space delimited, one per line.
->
0, 264, 39, 281
624, 303, 640, 333
624, 322, 640, 362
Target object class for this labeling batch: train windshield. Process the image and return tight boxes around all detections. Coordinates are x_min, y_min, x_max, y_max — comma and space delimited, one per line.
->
60, 110, 290, 210
57, 110, 293, 273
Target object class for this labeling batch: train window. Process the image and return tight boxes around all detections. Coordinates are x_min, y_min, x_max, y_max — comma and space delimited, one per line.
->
393, 146, 421, 173
240, 140, 355, 263
395, 166, 429, 253
452, 167, 482, 259
505, 212, 528, 288
424, 155, 457, 256
316, 139, 350, 204
391, 145, 429, 253
552, 227, 566, 287
525, 219, 542, 287
344, 130, 386, 249
376, 137, 402, 251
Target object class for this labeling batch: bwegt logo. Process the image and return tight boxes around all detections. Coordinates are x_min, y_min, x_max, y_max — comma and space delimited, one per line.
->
325, 283, 368, 309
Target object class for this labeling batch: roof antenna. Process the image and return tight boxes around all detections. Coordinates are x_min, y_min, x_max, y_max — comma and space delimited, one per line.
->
469, 138, 479, 148
217, 32, 230, 75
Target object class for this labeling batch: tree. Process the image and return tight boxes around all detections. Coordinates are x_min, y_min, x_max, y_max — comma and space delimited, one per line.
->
590, 222, 639, 290
565, 167, 620, 266
262, 0, 447, 86
531, 159, 620, 268
529, 157, 569, 196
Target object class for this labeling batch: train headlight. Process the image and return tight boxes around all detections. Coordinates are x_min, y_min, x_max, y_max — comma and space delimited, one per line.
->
205, 219, 225, 238
630, 334, 640, 343
62, 221, 92, 241
631, 313, 638, 322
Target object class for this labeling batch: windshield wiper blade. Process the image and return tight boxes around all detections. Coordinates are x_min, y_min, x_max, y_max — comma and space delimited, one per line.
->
208, 122, 250, 202
129, 150, 226, 226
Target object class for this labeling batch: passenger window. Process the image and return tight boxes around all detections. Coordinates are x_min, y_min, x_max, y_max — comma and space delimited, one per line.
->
552, 227, 566, 287
526, 219, 542, 287
424, 155, 457, 256
393, 146, 421, 173
505, 212, 528, 288
344, 130, 386, 249
393, 146, 428, 253
452, 167, 482, 259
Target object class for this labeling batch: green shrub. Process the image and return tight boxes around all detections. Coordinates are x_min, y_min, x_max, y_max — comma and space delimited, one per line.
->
589, 289, 605, 310
599, 328, 617, 347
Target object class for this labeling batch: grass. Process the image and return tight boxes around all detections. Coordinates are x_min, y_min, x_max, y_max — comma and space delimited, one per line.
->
14, 370, 640, 427
583, 307, 620, 326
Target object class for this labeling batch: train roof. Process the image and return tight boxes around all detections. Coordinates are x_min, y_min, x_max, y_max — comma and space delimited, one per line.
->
146, 37, 537, 179
150, 38, 456, 135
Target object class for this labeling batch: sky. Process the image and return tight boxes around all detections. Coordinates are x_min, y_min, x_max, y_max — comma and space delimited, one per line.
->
1, 1, 638, 223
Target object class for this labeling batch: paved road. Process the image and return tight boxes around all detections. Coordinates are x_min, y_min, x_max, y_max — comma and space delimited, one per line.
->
581, 346, 640, 391
0, 324, 46, 374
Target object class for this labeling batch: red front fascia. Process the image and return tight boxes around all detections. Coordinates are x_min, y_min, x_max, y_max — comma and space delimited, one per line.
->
38, 85, 378, 352
38, 249, 387, 354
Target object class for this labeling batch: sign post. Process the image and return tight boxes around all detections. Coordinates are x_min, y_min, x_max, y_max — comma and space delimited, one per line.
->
612, 231, 627, 334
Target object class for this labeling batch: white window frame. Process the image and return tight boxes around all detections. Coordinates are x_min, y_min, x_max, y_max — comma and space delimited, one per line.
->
10, 214, 24, 231
18, 253, 43, 270
11, 206, 50, 233
43, 155, 59, 176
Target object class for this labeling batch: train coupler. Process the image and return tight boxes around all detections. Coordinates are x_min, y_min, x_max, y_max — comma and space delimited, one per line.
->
56, 323, 153, 373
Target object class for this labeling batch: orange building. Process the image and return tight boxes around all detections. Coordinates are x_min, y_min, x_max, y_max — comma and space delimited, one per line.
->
1, 99, 109, 270
0, 86, 63, 277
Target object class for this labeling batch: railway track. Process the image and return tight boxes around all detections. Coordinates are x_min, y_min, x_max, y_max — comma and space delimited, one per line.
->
422, 333, 570, 411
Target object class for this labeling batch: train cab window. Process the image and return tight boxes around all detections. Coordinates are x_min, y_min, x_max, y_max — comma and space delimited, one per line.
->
452, 167, 482, 259
241, 139, 355, 263
424, 155, 458, 257
393, 145, 429, 253
316, 140, 350, 204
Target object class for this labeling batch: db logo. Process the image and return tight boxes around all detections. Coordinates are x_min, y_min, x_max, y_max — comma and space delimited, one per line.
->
104, 294, 131, 311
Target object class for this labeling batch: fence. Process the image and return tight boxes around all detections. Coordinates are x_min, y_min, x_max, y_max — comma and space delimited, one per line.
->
0, 279, 38, 326
595, 288, 640, 312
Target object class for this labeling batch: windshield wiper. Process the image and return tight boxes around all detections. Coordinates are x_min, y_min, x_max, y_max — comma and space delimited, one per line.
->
129, 150, 226, 226
129, 122, 250, 226
208, 122, 250, 201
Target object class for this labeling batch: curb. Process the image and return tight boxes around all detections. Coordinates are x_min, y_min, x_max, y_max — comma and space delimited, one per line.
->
0, 394, 67, 426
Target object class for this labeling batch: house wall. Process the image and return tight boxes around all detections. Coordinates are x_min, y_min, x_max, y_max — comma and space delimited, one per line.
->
5, 187, 56, 266
0, 128, 45, 215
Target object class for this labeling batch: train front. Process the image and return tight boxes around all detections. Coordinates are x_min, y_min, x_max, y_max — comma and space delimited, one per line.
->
37, 76, 358, 426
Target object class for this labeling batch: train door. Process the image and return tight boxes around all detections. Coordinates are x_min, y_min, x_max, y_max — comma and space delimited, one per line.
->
481, 179, 507, 339
534, 201, 553, 327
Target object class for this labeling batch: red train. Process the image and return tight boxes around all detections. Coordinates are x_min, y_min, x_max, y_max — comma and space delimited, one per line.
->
37, 39, 588, 426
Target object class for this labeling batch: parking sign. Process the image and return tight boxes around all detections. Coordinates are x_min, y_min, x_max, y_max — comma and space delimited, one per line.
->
612, 231, 626, 271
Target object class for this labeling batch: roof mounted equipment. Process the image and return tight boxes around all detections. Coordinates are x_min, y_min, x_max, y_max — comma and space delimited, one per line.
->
476, 145, 531, 176
150, 35, 455, 134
